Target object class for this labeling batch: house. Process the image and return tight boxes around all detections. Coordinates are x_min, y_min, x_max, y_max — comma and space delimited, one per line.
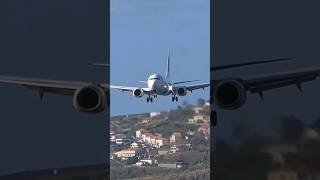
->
142, 132, 152, 142
187, 130, 195, 136
170, 132, 182, 143
136, 129, 148, 139
188, 114, 209, 124
145, 134, 152, 143
198, 124, 210, 135
193, 107, 204, 114
193, 114, 208, 121
110, 134, 116, 143
114, 148, 140, 160
150, 112, 161, 118
150, 135, 157, 146
136, 158, 158, 166
139, 117, 151, 125
131, 142, 139, 148
188, 118, 198, 124
155, 138, 169, 148
170, 144, 191, 153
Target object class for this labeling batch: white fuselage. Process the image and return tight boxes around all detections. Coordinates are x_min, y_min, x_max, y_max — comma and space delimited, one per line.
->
147, 74, 173, 96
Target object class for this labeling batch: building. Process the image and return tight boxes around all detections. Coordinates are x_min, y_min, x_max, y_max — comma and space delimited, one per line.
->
170, 144, 191, 153
136, 129, 148, 139
193, 107, 204, 114
198, 124, 210, 135
150, 112, 161, 118
158, 163, 182, 169
155, 138, 169, 148
188, 114, 209, 124
170, 132, 182, 143
131, 142, 139, 148
187, 130, 195, 136
138, 117, 151, 125
136, 158, 158, 166
114, 148, 140, 160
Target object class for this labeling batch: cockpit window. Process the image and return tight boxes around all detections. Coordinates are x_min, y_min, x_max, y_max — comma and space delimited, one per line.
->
149, 78, 160, 80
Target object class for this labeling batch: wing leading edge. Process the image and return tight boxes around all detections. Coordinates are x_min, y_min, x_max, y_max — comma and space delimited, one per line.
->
213, 68, 320, 98
0, 75, 108, 97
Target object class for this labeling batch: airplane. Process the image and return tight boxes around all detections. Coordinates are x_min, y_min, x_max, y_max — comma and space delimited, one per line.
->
0, 63, 110, 114
111, 51, 210, 102
211, 57, 320, 127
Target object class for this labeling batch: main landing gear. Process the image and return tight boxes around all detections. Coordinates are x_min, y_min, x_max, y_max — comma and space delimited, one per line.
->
171, 96, 178, 102
147, 97, 153, 103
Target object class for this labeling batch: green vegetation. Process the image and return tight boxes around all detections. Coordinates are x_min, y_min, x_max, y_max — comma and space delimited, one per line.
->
110, 166, 178, 180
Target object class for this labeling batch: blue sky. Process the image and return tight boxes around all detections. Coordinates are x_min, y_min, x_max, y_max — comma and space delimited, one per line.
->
110, 0, 210, 116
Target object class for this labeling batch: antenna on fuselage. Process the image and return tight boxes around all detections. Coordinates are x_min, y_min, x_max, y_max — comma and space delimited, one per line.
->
166, 49, 170, 79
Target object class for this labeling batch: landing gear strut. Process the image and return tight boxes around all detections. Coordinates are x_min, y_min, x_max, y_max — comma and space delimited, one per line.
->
147, 94, 153, 103
171, 96, 178, 102
147, 97, 153, 102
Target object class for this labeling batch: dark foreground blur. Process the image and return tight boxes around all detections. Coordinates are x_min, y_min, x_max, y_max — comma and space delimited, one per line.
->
214, 116, 320, 180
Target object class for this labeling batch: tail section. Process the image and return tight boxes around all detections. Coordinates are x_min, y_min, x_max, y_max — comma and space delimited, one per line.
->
166, 49, 170, 79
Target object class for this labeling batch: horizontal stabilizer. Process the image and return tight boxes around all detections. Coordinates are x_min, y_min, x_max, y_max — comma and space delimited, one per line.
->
211, 58, 292, 71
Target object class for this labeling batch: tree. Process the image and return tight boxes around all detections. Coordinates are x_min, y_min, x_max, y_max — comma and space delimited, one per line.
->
197, 98, 206, 107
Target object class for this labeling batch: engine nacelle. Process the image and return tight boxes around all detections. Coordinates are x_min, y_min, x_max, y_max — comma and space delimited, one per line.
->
177, 87, 187, 96
73, 85, 107, 113
213, 79, 247, 110
133, 88, 144, 98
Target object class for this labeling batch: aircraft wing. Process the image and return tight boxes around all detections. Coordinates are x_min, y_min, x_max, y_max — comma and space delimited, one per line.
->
110, 85, 153, 94
0, 75, 105, 96
184, 83, 210, 91
215, 68, 320, 97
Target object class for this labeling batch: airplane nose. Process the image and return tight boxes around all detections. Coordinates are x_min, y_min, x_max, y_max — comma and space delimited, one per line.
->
148, 80, 156, 90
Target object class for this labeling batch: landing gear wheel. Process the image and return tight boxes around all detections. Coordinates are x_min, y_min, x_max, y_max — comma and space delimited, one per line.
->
175, 97, 178, 102
172, 97, 175, 102
150, 97, 153, 102
147, 97, 150, 102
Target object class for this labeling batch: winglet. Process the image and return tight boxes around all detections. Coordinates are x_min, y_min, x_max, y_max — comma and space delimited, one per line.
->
211, 58, 292, 71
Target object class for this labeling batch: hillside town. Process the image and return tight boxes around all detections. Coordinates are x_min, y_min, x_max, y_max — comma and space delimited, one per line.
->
110, 99, 210, 179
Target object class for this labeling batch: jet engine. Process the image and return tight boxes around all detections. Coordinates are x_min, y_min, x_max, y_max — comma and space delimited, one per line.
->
177, 87, 187, 96
73, 85, 107, 113
213, 79, 247, 110
133, 88, 144, 97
